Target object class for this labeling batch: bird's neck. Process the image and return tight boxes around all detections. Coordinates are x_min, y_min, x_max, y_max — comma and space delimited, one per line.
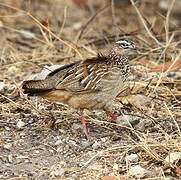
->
107, 48, 129, 67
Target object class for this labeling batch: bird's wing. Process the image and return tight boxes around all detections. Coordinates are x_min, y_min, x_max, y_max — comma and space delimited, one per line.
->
22, 62, 76, 94
54, 56, 111, 93
22, 55, 110, 94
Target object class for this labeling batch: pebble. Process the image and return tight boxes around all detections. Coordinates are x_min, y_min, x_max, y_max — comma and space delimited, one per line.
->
19, 29, 36, 39
128, 165, 147, 178
50, 161, 66, 177
92, 141, 101, 150
126, 153, 139, 162
0, 81, 5, 92
16, 155, 28, 159
4, 143, 12, 150
16, 120, 25, 129
71, 123, 82, 131
55, 139, 63, 146
8, 154, 13, 163
117, 115, 140, 127
165, 152, 181, 164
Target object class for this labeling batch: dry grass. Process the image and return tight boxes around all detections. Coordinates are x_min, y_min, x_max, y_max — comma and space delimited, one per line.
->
0, 0, 180, 179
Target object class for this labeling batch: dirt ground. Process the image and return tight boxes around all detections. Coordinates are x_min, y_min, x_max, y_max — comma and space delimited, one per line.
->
0, 0, 180, 179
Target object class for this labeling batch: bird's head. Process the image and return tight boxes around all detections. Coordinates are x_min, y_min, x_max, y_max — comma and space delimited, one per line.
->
114, 38, 138, 57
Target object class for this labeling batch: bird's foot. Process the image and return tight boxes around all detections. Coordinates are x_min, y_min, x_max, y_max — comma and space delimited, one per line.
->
77, 110, 90, 139
80, 115, 90, 139
106, 111, 118, 122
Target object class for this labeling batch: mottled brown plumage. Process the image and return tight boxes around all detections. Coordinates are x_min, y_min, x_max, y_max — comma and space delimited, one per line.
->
22, 38, 138, 137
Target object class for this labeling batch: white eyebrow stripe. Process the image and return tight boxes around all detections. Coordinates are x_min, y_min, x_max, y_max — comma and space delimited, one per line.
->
116, 40, 130, 45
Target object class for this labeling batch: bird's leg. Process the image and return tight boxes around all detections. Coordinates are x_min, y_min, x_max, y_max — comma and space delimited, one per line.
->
106, 111, 118, 122
77, 109, 90, 138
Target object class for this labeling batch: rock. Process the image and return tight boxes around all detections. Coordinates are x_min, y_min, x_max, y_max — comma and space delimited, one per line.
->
55, 139, 63, 146
100, 137, 108, 143
8, 66, 20, 76
113, 163, 119, 171
92, 141, 101, 150
0, 81, 5, 92
117, 115, 140, 127
19, 30, 36, 39
50, 167, 65, 177
8, 154, 13, 163
165, 152, 181, 164
126, 153, 139, 162
16, 155, 29, 159
72, 123, 82, 131
50, 161, 66, 177
16, 120, 25, 129
4, 143, 12, 150
128, 165, 147, 178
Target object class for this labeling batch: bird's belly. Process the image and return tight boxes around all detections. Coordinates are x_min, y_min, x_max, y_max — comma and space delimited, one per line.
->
42, 90, 72, 103
67, 79, 125, 110
67, 93, 108, 110
42, 90, 108, 110
42, 76, 126, 111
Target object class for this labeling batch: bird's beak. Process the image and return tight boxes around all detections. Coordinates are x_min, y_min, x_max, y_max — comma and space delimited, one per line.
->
132, 47, 140, 54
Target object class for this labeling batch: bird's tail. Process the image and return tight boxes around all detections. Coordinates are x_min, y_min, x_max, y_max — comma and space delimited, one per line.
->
22, 79, 54, 96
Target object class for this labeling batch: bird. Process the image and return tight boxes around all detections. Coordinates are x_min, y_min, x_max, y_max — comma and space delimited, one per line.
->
22, 38, 138, 138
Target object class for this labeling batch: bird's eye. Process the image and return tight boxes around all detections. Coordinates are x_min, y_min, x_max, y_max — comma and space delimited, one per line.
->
121, 43, 128, 48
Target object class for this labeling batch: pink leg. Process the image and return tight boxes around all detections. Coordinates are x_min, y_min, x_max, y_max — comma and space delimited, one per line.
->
106, 111, 118, 122
77, 110, 90, 138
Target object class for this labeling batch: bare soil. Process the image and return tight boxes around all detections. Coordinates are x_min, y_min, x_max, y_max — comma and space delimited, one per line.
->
0, 0, 180, 179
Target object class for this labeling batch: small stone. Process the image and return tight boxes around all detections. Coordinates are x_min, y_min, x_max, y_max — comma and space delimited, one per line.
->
113, 163, 119, 171
34, 150, 40, 154
126, 154, 139, 162
57, 147, 63, 153
50, 167, 65, 177
19, 30, 36, 39
5, 126, 10, 131
128, 165, 147, 178
165, 152, 181, 164
4, 143, 12, 150
100, 137, 108, 143
73, 22, 82, 30
16, 120, 25, 129
8, 154, 13, 163
8, 66, 19, 76
49, 149, 54, 153
117, 115, 140, 127
0, 81, 5, 92
92, 141, 101, 150
50, 162, 66, 177
16, 155, 28, 159
55, 139, 63, 146
72, 123, 82, 131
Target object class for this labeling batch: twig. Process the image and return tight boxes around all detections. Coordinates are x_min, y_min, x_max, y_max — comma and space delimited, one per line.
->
76, 5, 110, 40
130, 0, 163, 46
164, 102, 181, 135
0, 3, 83, 59
165, 0, 176, 44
